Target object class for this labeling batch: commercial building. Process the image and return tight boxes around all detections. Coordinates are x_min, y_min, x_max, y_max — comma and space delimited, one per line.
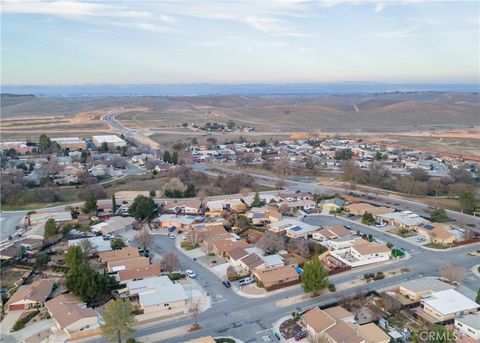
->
92, 135, 126, 148
52, 137, 86, 150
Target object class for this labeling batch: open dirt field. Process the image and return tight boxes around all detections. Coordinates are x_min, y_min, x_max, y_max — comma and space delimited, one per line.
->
1, 93, 478, 156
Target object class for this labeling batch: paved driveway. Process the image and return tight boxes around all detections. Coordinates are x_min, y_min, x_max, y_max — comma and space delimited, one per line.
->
0, 310, 23, 333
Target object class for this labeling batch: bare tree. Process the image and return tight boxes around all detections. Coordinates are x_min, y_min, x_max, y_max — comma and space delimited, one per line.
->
240, 187, 252, 197
382, 292, 403, 314
275, 179, 285, 190
440, 264, 466, 283
79, 238, 94, 256
255, 231, 286, 254
134, 229, 152, 250
461, 229, 476, 241
197, 189, 207, 205
226, 265, 237, 278
190, 299, 201, 329
163, 177, 187, 195
160, 251, 180, 273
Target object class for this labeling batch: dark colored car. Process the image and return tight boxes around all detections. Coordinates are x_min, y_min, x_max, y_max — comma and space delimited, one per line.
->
222, 280, 232, 288
295, 331, 308, 341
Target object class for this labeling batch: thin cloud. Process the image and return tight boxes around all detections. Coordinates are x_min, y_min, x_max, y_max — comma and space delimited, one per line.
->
365, 26, 418, 38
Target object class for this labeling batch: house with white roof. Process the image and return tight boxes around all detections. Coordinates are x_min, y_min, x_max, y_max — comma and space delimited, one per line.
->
127, 276, 188, 315
68, 236, 113, 253
377, 211, 428, 229
92, 135, 126, 148
420, 289, 479, 322
455, 312, 480, 340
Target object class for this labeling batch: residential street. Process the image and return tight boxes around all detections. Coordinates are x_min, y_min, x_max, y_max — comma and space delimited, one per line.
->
83, 215, 480, 343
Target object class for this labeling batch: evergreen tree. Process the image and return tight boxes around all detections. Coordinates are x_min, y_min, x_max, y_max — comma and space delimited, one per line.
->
301, 256, 329, 295
44, 219, 58, 239
39, 134, 52, 152
163, 150, 171, 163
101, 299, 136, 343
129, 195, 156, 220
171, 151, 178, 165
82, 195, 98, 214
112, 194, 117, 215
251, 192, 264, 207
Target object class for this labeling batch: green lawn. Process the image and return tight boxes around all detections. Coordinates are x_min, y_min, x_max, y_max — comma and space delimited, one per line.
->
181, 242, 200, 251
424, 242, 452, 249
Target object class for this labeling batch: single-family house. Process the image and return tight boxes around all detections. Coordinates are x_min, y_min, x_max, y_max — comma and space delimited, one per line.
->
268, 218, 318, 239
150, 214, 202, 229
312, 225, 351, 241
414, 222, 456, 245
68, 236, 113, 254
253, 265, 300, 291
419, 289, 479, 322
285, 199, 316, 211
91, 216, 136, 236
99, 247, 149, 273
358, 323, 391, 343
163, 199, 202, 214
454, 313, 480, 340
302, 307, 364, 343
127, 276, 188, 315
398, 279, 454, 302
6, 279, 56, 311
329, 239, 391, 267
346, 203, 393, 217
117, 265, 161, 283
45, 294, 101, 338
377, 211, 428, 229
321, 198, 347, 212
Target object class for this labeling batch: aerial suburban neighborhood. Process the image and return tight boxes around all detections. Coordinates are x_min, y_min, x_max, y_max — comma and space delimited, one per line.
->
0, 126, 479, 342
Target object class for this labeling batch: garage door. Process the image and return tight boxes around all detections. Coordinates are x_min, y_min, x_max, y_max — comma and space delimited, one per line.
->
9, 304, 25, 311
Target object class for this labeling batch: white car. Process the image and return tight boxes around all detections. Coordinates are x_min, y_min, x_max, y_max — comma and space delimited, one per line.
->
185, 269, 197, 278
168, 233, 176, 239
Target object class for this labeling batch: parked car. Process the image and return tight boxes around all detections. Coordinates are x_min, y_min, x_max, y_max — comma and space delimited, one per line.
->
295, 331, 308, 341
416, 236, 425, 242
239, 277, 255, 287
222, 280, 232, 288
346, 213, 355, 217
375, 222, 387, 228
168, 233, 175, 239
185, 269, 197, 278
343, 225, 352, 230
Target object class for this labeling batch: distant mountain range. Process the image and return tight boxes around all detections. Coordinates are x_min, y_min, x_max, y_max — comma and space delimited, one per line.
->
1, 82, 479, 97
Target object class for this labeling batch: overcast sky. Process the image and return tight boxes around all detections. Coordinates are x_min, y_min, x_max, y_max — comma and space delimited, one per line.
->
1, 0, 479, 85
